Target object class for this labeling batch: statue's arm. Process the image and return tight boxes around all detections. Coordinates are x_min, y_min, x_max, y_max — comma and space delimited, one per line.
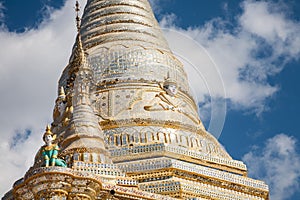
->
42, 149, 49, 160
52, 145, 59, 158
144, 93, 161, 111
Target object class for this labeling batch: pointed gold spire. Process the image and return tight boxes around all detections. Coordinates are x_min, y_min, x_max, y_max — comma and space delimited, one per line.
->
75, 0, 81, 32
57, 6, 111, 162
61, 22, 88, 93
72, 1, 86, 67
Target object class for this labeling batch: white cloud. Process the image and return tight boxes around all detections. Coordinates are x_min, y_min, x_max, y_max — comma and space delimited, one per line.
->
159, 0, 300, 115
0, 2, 5, 27
0, 0, 86, 196
240, 1, 297, 44
243, 134, 300, 200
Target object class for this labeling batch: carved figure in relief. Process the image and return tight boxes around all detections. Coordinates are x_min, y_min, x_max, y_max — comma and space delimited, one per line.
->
53, 87, 73, 127
144, 79, 180, 111
42, 125, 67, 167
144, 77, 201, 125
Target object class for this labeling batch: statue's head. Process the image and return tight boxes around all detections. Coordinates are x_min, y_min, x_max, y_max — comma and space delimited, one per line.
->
163, 79, 178, 97
43, 125, 57, 145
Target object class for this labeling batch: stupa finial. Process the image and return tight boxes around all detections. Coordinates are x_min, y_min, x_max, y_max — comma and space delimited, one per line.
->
75, 0, 81, 32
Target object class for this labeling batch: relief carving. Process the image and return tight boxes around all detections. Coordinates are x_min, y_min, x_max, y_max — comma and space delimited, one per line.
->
52, 87, 73, 129
144, 77, 201, 125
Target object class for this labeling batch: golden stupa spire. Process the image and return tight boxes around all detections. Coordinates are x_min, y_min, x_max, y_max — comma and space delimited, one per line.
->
75, 0, 81, 32
55, 2, 110, 162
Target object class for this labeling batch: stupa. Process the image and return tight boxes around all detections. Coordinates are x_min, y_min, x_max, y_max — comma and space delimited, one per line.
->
3, 0, 269, 199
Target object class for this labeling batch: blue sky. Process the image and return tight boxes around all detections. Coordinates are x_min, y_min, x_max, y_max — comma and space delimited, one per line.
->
0, 0, 299, 199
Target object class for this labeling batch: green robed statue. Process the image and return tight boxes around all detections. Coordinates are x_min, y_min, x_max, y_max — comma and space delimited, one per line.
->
42, 125, 67, 167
